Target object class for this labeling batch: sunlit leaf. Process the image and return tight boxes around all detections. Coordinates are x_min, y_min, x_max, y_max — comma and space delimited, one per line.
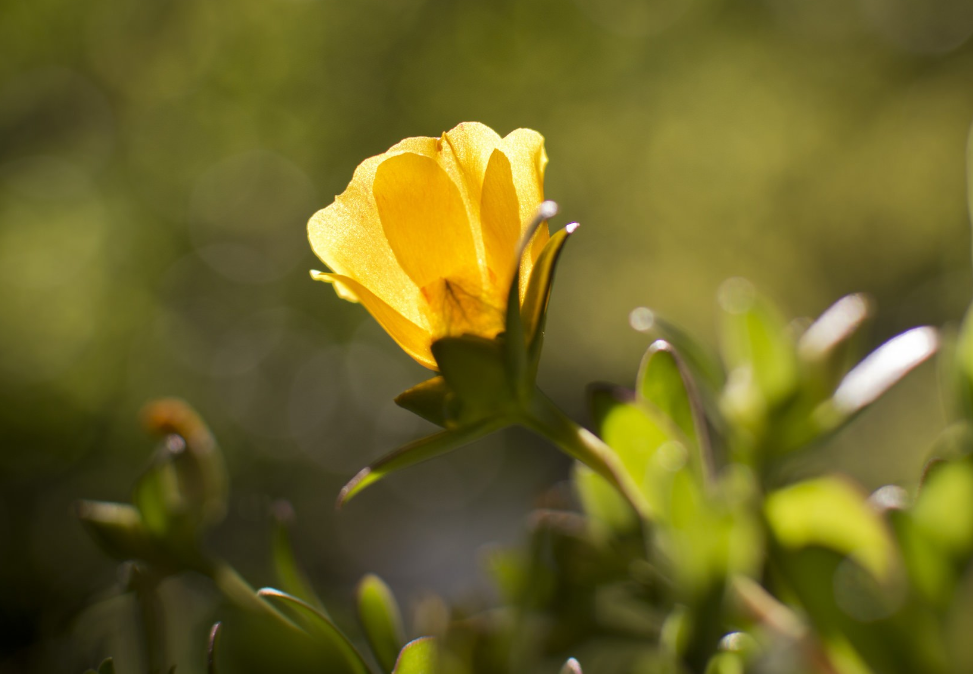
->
257, 588, 370, 674
718, 278, 798, 406
764, 477, 896, 582
392, 637, 437, 674
629, 307, 726, 391
337, 419, 504, 507
588, 384, 678, 515
572, 462, 638, 534
831, 327, 938, 417
357, 574, 406, 673
637, 340, 713, 483
913, 458, 973, 560
797, 294, 872, 396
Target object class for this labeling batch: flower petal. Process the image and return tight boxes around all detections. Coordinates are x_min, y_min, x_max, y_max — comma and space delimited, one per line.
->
440, 122, 503, 211
307, 155, 424, 326
500, 129, 550, 264
312, 271, 436, 369
479, 148, 521, 294
373, 153, 478, 290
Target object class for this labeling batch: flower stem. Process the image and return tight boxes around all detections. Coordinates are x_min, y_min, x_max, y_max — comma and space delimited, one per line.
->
130, 565, 167, 674
519, 390, 652, 519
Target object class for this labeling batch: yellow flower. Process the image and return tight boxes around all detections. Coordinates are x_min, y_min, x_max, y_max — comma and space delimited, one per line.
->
308, 122, 549, 369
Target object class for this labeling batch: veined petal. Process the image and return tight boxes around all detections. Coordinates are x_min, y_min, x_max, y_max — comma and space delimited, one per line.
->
373, 153, 479, 290
312, 271, 436, 369
479, 149, 521, 297
440, 122, 503, 212
500, 129, 550, 266
308, 155, 424, 327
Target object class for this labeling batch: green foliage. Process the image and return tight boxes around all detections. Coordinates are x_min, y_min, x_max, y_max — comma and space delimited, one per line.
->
77, 272, 973, 674
357, 574, 407, 673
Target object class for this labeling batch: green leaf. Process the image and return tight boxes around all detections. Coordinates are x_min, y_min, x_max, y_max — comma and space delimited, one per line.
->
133, 454, 184, 540
337, 418, 505, 507
946, 559, 973, 672
718, 279, 798, 407
521, 222, 576, 365
821, 327, 939, 426
392, 638, 437, 674
629, 307, 726, 391
572, 462, 638, 534
394, 377, 450, 427
257, 588, 370, 674
270, 501, 325, 612
797, 294, 872, 397
913, 458, 973, 561
357, 574, 406, 673
76, 501, 158, 563
139, 399, 228, 527
954, 304, 973, 421
96, 658, 115, 674
431, 336, 510, 420
637, 340, 713, 483
588, 384, 679, 516
764, 477, 896, 582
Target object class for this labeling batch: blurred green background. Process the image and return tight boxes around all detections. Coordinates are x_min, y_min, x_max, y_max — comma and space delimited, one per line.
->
3, 0, 973, 671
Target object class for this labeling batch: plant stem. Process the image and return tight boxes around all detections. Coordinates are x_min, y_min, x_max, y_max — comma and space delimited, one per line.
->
130, 565, 167, 674
519, 389, 652, 519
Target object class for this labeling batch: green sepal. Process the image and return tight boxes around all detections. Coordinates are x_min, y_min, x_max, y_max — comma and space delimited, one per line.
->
521, 223, 576, 368
337, 418, 505, 508
392, 637, 438, 674
395, 376, 450, 428
637, 340, 713, 484
432, 336, 511, 422
207, 622, 222, 674
257, 588, 370, 674
76, 500, 160, 565
503, 201, 558, 391
357, 574, 406, 673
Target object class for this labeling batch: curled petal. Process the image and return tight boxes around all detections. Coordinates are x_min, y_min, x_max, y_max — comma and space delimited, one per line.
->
307, 155, 423, 326
500, 128, 550, 265
312, 271, 436, 369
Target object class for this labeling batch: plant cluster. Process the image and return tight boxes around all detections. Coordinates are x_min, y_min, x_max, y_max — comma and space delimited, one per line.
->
78, 124, 973, 674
